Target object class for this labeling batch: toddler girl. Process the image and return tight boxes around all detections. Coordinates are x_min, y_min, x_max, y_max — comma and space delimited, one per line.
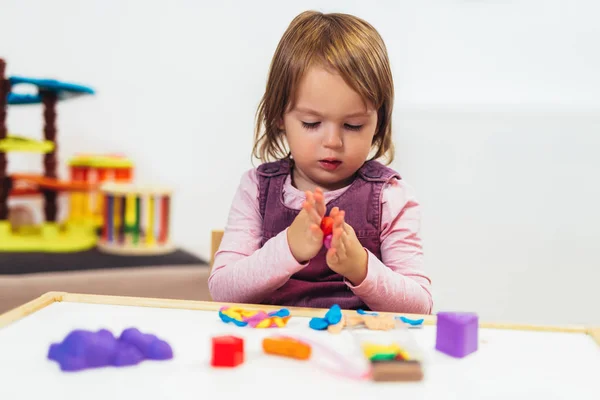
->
208, 10, 432, 314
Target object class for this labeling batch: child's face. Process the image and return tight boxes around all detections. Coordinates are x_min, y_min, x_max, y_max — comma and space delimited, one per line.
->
283, 65, 378, 192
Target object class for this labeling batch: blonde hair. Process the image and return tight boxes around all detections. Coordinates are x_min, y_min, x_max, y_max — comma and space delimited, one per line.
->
252, 10, 395, 165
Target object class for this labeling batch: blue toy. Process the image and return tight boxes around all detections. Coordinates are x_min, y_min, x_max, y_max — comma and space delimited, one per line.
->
357, 308, 424, 327
309, 304, 342, 330
7, 75, 95, 105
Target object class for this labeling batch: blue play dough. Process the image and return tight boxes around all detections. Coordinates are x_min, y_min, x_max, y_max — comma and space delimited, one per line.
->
357, 309, 378, 316
269, 308, 290, 318
309, 317, 330, 330
309, 304, 342, 330
397, 316, 424, 326
357, 308, 424, 326
218, 310, 248, 327
324, 304, 342, 324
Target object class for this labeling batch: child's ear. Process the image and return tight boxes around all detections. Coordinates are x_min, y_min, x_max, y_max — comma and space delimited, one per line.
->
278, 118, 285, 132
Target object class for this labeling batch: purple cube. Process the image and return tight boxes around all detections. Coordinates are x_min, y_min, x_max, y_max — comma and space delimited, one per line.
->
435, 312, 478, 358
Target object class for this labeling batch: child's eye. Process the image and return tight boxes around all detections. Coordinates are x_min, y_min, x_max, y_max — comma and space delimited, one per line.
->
301, 121, 320, 130
344, 124, 363, 131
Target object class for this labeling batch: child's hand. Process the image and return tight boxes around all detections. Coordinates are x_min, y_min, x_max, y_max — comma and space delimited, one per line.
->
326, 207, 368, 285
287, 188, 326, 263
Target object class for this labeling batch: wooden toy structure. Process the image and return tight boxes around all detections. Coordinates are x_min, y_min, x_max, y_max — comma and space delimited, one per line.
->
68, 154, 134, 228
97, 182, 174, 255
0, 58, 99, 252
0, 58, 174, 254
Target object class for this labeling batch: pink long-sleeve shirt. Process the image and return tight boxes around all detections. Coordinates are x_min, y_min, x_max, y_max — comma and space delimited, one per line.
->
208, 168, 433, 314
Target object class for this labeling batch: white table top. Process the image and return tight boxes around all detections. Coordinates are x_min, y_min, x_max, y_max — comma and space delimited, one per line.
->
0, 293, 598, 400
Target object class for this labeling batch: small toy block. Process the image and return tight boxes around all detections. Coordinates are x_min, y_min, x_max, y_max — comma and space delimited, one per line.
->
435, 312, 478, 358
262, 337, 311, 360
370, 359, 423, 382
210, 335, 244, 367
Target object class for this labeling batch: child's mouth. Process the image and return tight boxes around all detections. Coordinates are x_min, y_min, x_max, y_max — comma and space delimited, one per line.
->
318, 159, 342, 171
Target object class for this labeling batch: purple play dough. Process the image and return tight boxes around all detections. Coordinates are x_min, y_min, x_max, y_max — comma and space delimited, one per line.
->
324, 233, 332, 249
48, 328, 173, 371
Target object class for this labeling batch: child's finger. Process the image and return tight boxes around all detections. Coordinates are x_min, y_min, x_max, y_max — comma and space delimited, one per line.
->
302, 200, 313, 215
314, 188, 326, 217
330, 207, 339, 219
331, 226, 345, 252
334, 228, 347, 260
333, 210, 345, 229
307, 204, 323, 224
330, 225, 341, 248
340, 229, 351, 253
342, 221, 352, 235
305, 190, 315, 206
309, 223, 323, 241
327, 248, 339, 265
302, 197, 321, 222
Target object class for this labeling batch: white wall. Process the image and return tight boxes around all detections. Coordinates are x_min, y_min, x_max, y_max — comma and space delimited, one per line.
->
1, 0, 599, 326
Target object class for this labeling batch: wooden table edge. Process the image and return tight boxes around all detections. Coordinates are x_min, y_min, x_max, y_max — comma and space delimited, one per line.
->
0, 291, 597, 346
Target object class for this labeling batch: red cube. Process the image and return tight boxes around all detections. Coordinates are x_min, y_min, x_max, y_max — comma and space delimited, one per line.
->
211, 335, 244, 367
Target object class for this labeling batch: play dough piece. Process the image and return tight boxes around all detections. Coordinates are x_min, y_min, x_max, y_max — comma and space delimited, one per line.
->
327, 318, 345, 334
398, 316, 425, 326
324, 304, 342, 325
320, 216, 333, 236
362, 315, 396, 331
323, 234, 332, 249
309, 304, 343, 331
263, 337, 312, 360
309, 317, 329, 330
47, 328, 173, 372
118, 328, 173, 360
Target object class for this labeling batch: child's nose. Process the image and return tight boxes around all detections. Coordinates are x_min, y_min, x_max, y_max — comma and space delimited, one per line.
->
323, 127, 343, 149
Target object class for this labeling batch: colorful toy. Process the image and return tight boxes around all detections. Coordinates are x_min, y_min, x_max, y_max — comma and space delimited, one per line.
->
68, 154, 134, 227
0, 58, 99, 252
262, 336, 312, 360
47, 328, 173, 372
211, 335, 244, 367
97, 182, 174, 255
0, 59, 174, 255
310, 305, 411, 334
218, 306, 291, 328
435, 311, 479, 358
321, 215, 333, 249
360, 339, 424, 382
